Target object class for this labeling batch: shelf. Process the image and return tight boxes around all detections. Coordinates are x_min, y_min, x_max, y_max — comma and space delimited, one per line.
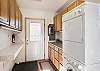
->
0, 43, 23, 61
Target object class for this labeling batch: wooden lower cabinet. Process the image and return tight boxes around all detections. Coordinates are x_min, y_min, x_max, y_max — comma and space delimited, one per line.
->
55, 51, 59, 61
50, 48, 55, 64
48, 44, 63, 71
54, 58, 60, 70
59, 53, 63, 64
48, 46, 51, 59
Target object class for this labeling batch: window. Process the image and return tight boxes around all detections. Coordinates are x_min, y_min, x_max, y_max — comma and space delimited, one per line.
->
30, 22, 41, 41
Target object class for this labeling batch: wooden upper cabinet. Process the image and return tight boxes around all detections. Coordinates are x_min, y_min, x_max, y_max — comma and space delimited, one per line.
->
54, 16, 57, 31
9, 0, 16, 28
18, 10, 22, 31
15, 1, 22, 31
0, 0, 9, 25
76, 0, 84, 6
67, 1, 77, 12
15, 4, 19, 29
0, 0, 22, 31
54, 13, 62, 32
61, 7, 68, 15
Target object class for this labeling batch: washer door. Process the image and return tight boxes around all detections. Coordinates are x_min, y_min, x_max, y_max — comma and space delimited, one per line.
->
66, 64, 76, 71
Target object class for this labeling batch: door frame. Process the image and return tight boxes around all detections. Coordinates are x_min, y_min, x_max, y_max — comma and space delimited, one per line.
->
25, 17, 45, 61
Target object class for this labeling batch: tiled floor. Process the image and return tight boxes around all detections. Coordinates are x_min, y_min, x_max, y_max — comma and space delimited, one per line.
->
38, 60, 55, 71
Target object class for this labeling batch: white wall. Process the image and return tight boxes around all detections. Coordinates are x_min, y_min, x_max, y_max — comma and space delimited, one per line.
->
20, 8, 55, 59
0, 29, 14, 71
0, 28, 24, 71
0, 29, 12, 50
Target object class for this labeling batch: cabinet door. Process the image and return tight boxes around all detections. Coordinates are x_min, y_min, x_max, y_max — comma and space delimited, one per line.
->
54, 16, 57, 31
54, 59, 60, 70
59, 54, 63, 64
51, 48, 55, 64
67, 2, 77, 12
62, 7, 68, 15
48, 46, 51, 59
54, 14, 62, 32
56, 14, 62, 31
18, 10, 22, 30
0, 0, 9, 25
76, 0, 84, 6
55, 51, 59, 61
15, 4, 19, 29
9, 0, 16, 27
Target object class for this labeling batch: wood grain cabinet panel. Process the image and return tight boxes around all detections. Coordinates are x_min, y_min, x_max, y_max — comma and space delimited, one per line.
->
59, 54, 63, 64
50, 48, 55, 64
0, 0, 9, 25
15, 4, 19, 29
0, 0, 22, 31
54, 59, 60, 70
54, 16, 57, 31
76, 0, 84, 6
54, 13, 62, 32
9, 0, 16, 27
61, 7, 68, 15
48, 44, 63, 70
67, 1, 77, 12
55, 51, 59, 61
48, 46, 51, 59
18, 10, 22, 31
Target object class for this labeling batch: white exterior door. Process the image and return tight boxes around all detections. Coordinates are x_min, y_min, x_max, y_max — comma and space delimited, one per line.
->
26, 19, 45, 61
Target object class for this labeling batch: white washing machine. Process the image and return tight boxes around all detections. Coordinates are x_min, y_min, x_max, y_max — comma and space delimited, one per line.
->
62, 55, 85, 71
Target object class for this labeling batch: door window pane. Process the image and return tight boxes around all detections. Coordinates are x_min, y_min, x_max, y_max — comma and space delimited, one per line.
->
30, 23, 41, 41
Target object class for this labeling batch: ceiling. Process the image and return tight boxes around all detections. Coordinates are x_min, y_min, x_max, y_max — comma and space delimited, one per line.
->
17, 0, 71, 12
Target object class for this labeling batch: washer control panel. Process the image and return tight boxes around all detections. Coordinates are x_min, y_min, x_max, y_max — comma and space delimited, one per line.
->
62, 4, 84, 22
63, 55, 85, 71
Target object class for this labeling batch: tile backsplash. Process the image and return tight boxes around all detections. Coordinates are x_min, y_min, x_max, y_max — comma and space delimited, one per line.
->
55, 32, 62, 41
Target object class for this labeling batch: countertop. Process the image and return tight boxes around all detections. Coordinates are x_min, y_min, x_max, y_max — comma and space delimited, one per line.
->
0, 43, 23, 61
49, 40, 62, 48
